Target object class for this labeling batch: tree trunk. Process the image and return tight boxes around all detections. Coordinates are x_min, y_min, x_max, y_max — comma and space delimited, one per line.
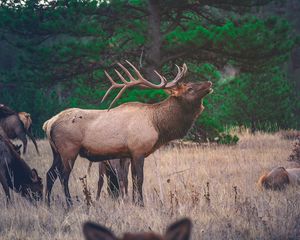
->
251, 118, 257, 134
144, 0, 162, 82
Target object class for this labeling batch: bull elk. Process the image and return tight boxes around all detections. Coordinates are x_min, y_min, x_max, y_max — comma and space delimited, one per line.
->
43, 61, 213, 207
83, 218, 192, 240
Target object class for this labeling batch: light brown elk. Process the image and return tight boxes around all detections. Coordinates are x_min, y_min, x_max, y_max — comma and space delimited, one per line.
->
43, 61, 213, 207
83, 218, 192, 240
258, 166, 300, 190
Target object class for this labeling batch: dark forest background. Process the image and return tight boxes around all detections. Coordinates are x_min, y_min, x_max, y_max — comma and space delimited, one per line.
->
0, 0, 299, 141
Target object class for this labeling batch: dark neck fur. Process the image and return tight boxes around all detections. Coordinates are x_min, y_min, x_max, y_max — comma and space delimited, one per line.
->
151, 96, 202, 149
0, 137, 32, 189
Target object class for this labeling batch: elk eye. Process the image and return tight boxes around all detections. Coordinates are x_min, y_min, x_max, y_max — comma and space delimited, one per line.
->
187, 88, 193, 92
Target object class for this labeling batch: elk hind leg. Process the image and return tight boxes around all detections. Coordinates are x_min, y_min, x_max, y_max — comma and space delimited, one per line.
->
0, 169, 11, 204
45, 146, 61, 207
96, 162, 105, 201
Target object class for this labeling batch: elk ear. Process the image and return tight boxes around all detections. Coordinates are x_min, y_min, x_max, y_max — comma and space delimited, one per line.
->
83, 222, 117, 240
31, 169, 39, 182
164, 88, 181, 97
165, 218, 192, 240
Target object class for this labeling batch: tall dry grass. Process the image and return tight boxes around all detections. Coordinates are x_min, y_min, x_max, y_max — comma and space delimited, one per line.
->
0, 132, 299, 239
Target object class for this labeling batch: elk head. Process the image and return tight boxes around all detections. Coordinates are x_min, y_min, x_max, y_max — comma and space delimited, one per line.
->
102, 61, 213, 109
21, 169, 43, 201
83, 218, 192, 240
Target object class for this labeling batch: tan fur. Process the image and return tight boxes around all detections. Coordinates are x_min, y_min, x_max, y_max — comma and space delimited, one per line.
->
44, 77, 213, 206
18, 112, 32, 131
258, 167, 292, 190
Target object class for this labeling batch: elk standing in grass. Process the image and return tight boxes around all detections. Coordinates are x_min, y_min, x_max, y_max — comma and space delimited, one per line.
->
0, 104, 39, 155
0, 136, 43, 202
258, 166, 300, 190
43, 61, 213, 207
83, 218, 192, 240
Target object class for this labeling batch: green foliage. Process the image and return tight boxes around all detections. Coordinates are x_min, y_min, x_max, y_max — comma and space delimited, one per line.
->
216, 133, 239, 145
215, 67, 295, 131
0, 0, 298, 140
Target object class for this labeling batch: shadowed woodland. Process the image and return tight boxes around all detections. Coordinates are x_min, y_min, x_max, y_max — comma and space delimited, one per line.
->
0, 0, 299, 140
1, 0, 300, 240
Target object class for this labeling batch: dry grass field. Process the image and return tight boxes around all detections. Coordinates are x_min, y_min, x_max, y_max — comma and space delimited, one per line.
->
1, 132, 300, 239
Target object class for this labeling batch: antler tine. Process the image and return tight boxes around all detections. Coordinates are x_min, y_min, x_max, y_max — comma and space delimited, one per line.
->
108, 86, 128, 110
101, 71, 123, 103
125, 60, 144, 81
182, 63, 188, 76
101, 86, 114, 103
126, 60, 167, 88
114, 69, 129, 84
102, 61, 186, 109
154, 70, 167, 84
117, 62, 136, 82
165, 63, 187, 88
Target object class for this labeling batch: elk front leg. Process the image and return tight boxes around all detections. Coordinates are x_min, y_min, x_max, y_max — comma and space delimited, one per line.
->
131, 156, 144, 206
96, 162, 106, 201
45, 146, 60, 207
0, 169, 11, 204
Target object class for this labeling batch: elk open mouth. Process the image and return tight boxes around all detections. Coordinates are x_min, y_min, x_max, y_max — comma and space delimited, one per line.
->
203, 81, 213, 95
207, 87, 213, 94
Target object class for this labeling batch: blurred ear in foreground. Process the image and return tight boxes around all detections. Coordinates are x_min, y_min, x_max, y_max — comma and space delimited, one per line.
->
165, 218, 192, 240
83, 218, 192, 240
83, 222, 117, 240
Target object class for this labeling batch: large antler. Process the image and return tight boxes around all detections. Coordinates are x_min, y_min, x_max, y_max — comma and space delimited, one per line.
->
102, 60, 187, 109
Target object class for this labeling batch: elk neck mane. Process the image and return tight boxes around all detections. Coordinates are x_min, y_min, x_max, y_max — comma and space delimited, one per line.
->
150, 96, 202, 148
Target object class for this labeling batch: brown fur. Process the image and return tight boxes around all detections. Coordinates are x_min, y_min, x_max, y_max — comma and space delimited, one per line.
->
83, 218, 192, 240
18, 112, 32, 131
0, 136, 43, 202
0, 105, 39, 155
44, 73, 213, 207
90, 158, 130, 200
258, 167, 290, 190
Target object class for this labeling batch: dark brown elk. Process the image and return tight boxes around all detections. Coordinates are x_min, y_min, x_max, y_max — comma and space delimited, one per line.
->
43, 61, 213, 207
83, 218, 192, 240
0, 104, 39, 155
0, 136, 43, 202
88, 158, 130, 200
258, 166, 300, 190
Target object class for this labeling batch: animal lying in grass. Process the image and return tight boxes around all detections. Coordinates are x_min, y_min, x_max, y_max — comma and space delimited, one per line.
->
0, 136, 43, 202
43, 61, 213, 207
0, 104, 39, 155
88, 158, 130, 200
258, 166, 300, 190
83, 218, 192, 240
